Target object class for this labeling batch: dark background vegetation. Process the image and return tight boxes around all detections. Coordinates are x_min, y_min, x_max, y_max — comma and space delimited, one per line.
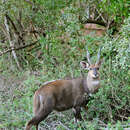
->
0, 0, 129, 129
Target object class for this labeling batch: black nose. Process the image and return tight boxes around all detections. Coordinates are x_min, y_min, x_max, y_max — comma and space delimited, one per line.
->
93, 69, 97, 76
94, 72, 97, 76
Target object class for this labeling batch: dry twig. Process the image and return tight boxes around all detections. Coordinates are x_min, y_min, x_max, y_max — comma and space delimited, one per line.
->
0, 40, 39, 56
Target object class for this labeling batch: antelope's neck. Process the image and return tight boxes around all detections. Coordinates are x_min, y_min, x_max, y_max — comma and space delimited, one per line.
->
86, 76, 100, 93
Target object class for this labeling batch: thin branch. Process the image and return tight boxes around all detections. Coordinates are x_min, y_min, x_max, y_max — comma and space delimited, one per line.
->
94, 119, 107, 127
16, 10, 24, 32
59, 121, 70, 130
0, 24, 8, 36
5, 14, 19, 35
0, 40, 39, 56
4, 13, 21, 70
95, 8, 107, 24
6, 14, 25, 45
24, 0, 34, 5
24, 0, 44, 13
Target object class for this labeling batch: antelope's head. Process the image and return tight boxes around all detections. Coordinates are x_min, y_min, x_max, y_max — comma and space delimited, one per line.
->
80, 48, 102, 80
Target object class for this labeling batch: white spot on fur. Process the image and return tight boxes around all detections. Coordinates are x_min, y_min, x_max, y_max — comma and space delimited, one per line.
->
39, 95, 43, 103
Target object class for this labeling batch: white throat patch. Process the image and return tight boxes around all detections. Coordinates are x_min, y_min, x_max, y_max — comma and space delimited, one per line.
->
92, 80, 100, 86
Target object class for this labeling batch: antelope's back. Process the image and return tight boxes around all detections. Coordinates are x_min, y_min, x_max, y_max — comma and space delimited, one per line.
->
34, 79, 72, 99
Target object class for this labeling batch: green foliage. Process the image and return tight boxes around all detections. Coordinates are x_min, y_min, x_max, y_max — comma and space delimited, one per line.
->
0, 0, 129, 129
99, 0, 129, 22
86, 17, 130, 124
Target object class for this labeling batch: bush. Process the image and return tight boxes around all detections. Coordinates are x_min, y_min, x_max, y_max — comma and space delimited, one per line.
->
87, 17, 130, 125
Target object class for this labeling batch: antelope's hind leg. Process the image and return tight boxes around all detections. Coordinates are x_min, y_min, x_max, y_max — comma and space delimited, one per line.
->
26, 108, 52, 130
26, 96, 55, 130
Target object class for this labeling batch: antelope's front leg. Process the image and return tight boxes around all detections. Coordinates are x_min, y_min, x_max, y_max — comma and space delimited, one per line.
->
80, 95, 92, 112
72, 106, 82, 122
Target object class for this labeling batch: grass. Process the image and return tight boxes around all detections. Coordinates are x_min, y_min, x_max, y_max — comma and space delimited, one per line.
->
0, 63, 129, 129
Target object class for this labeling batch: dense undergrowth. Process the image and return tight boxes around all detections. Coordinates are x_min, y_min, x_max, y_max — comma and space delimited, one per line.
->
0, 0, 130, 130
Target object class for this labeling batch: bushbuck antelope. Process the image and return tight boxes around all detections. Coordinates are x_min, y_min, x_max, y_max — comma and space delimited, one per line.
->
26, 48, 102, 130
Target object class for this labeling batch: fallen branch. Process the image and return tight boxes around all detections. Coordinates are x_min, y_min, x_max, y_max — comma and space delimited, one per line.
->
0, 40, 39, 56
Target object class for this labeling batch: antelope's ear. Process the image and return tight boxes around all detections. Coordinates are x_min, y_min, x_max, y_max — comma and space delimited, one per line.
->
80, 61, 90, 70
